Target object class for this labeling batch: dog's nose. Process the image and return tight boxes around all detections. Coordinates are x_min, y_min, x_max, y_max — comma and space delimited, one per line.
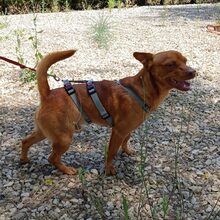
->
187, 66, 197, 77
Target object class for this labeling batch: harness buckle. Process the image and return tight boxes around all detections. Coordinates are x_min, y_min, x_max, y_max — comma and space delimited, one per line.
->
86, 80, 96, 95
101, 112, 110, 120
64, 80, 76, 95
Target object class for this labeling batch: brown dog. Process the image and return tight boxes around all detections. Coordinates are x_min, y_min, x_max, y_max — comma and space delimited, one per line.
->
20, 50, 196, 175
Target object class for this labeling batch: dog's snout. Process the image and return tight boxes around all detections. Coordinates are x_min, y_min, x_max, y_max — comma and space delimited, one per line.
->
187, 66, 197, 77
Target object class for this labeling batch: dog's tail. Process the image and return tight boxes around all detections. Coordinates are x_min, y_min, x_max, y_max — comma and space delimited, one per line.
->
37, 50, 76, 100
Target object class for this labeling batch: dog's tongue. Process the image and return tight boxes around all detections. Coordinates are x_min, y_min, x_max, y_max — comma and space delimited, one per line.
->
178, 81, 191, 90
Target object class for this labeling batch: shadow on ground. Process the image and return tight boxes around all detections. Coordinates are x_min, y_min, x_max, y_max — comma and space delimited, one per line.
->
136, 4, 219, 22
0, 78, 219, 219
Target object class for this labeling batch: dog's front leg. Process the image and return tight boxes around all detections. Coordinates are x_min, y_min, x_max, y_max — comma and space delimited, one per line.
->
121, 133, 136, 156
105, 129, 128, 175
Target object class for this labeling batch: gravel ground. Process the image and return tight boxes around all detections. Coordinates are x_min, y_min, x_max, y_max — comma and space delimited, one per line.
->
0, 3, 220, 220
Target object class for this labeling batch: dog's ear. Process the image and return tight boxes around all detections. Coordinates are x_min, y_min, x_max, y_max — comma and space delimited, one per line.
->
133, 52, 153, 69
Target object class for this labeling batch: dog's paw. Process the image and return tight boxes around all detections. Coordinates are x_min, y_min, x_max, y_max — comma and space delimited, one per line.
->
122, 147, 136, 156
105, 165, 116, 176
20, 157, 30, 164
63, 166, 77, 175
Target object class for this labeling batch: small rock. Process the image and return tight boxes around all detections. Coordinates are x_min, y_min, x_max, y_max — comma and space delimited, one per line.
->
4, 181, 14, 187
90, 169, 98, 175
216, 157, 220, 166
182, 191, 190, 199
191, 196, 197, 205
210, 147, 217, 152
85, 204, 90, 209
107, 201, 114, 210
190, 186, 202, 193
105, 211, 111, 217
17, 203, 24, 209
53, 198, 59, 205
70, 198, 79, 204
38, 206, 45, 212
211, 186, 218, 192
206, 205, 212, 212
196, 170, 203, 176
164, 167, 171, 172
192, 150, 200, 155
12, 212, 27, 220
205, 159, 212, 165
54, 207, 61, 213
145, 204, 151, 211
67, 182, 75, 188
60, 213, 68, 220
21, 192, 30, 198
48, 210, 60, 219
10, 207, 17, 214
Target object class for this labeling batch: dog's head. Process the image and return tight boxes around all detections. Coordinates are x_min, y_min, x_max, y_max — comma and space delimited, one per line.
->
133, 50, 197, 91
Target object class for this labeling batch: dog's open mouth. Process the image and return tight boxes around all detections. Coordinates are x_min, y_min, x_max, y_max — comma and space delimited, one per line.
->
169, 79, 191, 91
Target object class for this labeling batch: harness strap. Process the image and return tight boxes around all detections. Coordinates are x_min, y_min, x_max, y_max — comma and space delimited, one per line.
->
116, 80, 149, 113
64, 80, 91, 124
86, 80, 113, 127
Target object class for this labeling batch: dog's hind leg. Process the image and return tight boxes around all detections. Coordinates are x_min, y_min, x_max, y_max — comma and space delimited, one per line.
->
105, 129, 128, 176
20, 128, 45, 163
121, 133, 136, 156
48, 133, 77, 175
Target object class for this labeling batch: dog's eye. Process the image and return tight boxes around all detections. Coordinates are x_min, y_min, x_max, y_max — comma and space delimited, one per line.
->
165, 62, 176, 68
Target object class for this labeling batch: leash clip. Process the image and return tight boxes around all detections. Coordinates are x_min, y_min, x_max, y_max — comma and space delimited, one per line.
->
53, 75, 61, 81
47, 73, 62, 82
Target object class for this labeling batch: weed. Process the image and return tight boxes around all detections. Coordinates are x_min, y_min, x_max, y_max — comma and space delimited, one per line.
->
20, 69, 36, 82
93, 197, 105, 219
161, 194, 169, 219
64, 0, 71, 12
175, 208, 181, 220
81, 0, 92, 10
14, 29, 36, 82
151, 204, 158, 220
14, 13, 43, 82
117, 0, 122, 9
0, 22, 7, 29
122, 194, 129, 220
0, 36, 6, 41
205, 196, 220, 220
125, 0, 131, 8
15, 29, 25, 65
91, 13, 113, 49
108, 0, 115, 10
135, 79, 158, 220
78, 168, 106, 219
169, 101, 192, 219
78, 167, 86, 187
52, 0, 59, 12
41, 0, 46, 12
103, 143, 108, 161
0, 18, 9, 41
29, 14, 43, 67
136, 119, 159, 219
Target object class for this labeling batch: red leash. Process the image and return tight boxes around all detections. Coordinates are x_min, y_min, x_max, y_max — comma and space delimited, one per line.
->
0, 56, 36, 72
0, 55, 63, 81
0, 55, 86, 83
